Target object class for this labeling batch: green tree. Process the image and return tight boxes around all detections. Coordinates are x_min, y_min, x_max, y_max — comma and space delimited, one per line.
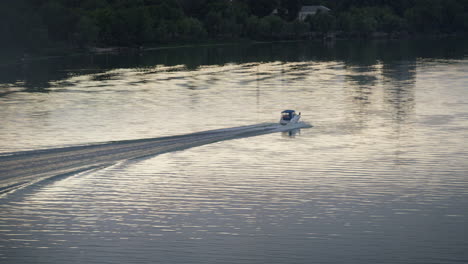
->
279, 0, 301, 21
92, 7, 118, 44
376, 8, 405, 32
245, 15, 261, 38
40, 0, 77, 41
177, 17, 206, 39
242, 0, 279, 17
404, 5, 439, 32
290, 20, 309, 37
308, 12, 336, 33
75, 16, 99, 47
155, 20, 170, 42
337, 12, 353, 32
82, 0, 109, 10
204, 11, 224, 36
258, 15, 285, 38
177, 0, 208, 16
337, 8, 377, 35
4, 0, 468, 51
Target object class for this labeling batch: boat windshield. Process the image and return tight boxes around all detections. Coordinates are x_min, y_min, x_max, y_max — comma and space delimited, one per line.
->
282, 112, 294, 120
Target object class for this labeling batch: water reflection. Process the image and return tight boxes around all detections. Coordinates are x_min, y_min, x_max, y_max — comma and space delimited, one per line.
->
382, 61, 416, 122
0, 40, 467, 264
0, 52, 442, 155
1, 39, 467, 92
282, 128, 301, 137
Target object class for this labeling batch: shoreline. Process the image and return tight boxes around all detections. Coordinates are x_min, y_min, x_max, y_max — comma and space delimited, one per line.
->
85, 31, 468, 54
3, 33, 466, 65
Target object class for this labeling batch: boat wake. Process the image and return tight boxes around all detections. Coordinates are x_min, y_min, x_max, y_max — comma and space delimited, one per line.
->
0, 122, 311, 195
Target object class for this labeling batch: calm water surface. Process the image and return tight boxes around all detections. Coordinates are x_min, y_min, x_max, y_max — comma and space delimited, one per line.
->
0, 40, 468, 263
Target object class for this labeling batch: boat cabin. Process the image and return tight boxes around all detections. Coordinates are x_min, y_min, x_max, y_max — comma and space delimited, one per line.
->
279, 109, 302, 125
281, 110, 297, 121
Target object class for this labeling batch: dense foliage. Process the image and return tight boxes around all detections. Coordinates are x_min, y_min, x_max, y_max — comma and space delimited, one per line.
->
2, 0, 468, 51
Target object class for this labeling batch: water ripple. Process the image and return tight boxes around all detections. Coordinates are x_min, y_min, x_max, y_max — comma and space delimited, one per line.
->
1, 51, 468, 264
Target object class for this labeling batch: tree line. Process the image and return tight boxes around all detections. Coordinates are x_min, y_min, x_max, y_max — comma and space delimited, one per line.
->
2, 0, 468, 51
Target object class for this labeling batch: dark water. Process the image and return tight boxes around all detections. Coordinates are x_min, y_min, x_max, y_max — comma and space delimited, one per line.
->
0, 39, 467, 263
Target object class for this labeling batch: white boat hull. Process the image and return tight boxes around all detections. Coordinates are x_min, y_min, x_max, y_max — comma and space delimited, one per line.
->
280, 114, 301, 125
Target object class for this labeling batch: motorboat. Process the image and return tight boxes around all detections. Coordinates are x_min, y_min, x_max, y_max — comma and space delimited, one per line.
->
280, 110, 301, 125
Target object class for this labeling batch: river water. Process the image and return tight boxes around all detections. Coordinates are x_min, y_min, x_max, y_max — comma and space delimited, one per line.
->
0, 40, 467, 263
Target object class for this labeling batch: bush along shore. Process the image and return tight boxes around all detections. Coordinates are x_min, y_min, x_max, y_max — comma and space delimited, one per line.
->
2, 0, 468, 54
